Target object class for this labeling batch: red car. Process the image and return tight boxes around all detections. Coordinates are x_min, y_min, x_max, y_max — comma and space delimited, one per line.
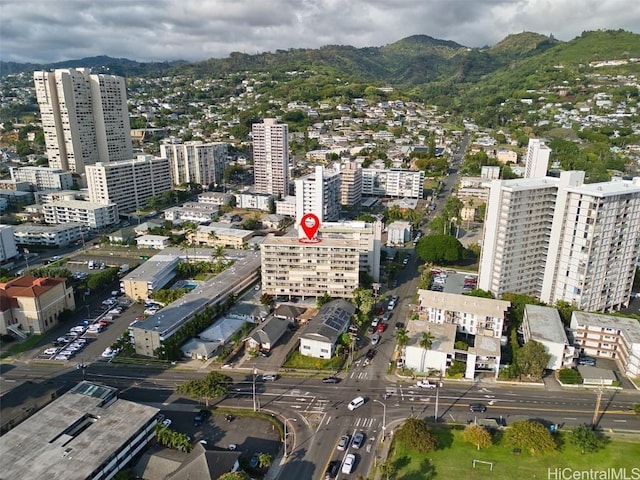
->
377, 323, 387, 333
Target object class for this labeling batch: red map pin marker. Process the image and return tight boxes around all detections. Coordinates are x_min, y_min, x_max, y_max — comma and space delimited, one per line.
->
300, 213, 321, 242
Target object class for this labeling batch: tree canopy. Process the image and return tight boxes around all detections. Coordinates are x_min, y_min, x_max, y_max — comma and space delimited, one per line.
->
569, 424, 605, 454
505, 420, 556, 455
395, 418, 438, 454
516, 340, 550, 380
462, 424, 493, 450
416, 234, 465, 265
176, 371, 232, 406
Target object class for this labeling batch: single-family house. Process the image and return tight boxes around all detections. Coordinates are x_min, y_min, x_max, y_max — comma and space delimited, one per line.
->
245, 316, 291, 352
299, 299, 355, 359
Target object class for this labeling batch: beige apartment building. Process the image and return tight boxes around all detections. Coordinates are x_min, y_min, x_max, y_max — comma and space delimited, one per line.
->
261, 234, 360, 299
0, 276, 75, 336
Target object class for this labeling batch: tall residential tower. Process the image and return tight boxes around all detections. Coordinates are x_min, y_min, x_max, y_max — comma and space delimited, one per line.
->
33, 68, 132, 174
252, 119, 289, 196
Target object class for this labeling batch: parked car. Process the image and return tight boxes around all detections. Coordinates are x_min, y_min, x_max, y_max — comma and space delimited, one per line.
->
365, 349, 376, 360
337, 434, 350, 451
377, 323, 387, 333
416, 380, 436, 389
249, 451, 261, 468
193, 409, 210, 427
371, 334, 380, 345
342, 453, 356, 474
578, 356, 596, 366
325, 460, 340, 479
162, 418, 172, 428
351, 432, 365, 449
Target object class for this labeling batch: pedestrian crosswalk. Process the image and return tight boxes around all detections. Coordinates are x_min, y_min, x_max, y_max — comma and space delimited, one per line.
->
349, 371, 369, 380
321, 414, 380, 429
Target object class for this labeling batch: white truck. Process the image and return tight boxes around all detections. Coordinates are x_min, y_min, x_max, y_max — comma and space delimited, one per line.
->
416, 380, 437, 389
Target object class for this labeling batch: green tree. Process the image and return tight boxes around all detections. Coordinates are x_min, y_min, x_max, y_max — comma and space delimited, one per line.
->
396, 327, 409, 348
419, 332, 435, 350
176, 371, 232, 406
258, 452, 274, 468
352, 288, 374, 322
379, 460, 397, 480
260, 293, 274, 307
462, 424, 493, 450
416, 235, 465, 265
218, 472, 250, 480
316, 293, 333, 308
395, 418, 438, 454
516, 340, 550, 380
569, 424, 605, 454
505, 420, 556, 455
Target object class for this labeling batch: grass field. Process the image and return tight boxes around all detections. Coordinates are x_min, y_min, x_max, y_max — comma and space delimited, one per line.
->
390, 427, 640, 480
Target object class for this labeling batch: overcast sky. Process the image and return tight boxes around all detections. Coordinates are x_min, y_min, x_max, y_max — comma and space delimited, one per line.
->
2, 0, 639, 64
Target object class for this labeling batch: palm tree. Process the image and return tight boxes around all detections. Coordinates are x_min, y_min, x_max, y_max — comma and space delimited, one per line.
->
419, 331, 435, 372
208, 230, 219, 247
258, 452, 273, 468
396, 327, 409, 348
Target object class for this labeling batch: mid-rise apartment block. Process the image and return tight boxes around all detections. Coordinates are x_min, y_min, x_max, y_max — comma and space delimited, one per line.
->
295, 165, 341, 223
524, 138, 551, 179
33, 68, 132, 174
86, 155, 172, 214
479, 171, 640, 312
570, 311, 640, 378
10, 166, 73, 191
252, 119, 289, 196
160, 141, 229, 187
43, 200, 118, 230
361, 168, 424, 198
261, 234, 360, 299
13, 223, 84, 247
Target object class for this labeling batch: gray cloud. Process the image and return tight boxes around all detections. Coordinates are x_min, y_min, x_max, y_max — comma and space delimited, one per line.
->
1, 0, 638, 63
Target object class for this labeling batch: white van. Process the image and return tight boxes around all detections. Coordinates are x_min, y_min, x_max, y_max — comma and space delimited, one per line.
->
348, 396, 365, 411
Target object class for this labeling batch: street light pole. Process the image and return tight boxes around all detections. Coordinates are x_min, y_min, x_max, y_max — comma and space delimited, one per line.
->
252, 368, 258, 412
373, 399, 387, 433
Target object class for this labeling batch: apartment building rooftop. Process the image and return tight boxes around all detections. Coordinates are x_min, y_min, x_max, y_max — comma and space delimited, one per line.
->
524, 304, 568, 344
417, 290, 511, 318
565, 177, 640, 196
572, 311, 640, 343
121, 253, 180, 285
0, 381, 158, 480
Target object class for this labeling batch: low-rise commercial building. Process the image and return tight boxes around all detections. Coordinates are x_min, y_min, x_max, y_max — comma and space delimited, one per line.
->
0, 381, 159, 480
120, 253, 180, 300
0, 275, 75, 336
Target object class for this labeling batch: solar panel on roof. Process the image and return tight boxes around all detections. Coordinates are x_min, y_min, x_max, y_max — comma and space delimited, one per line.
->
323, 307, 350, 331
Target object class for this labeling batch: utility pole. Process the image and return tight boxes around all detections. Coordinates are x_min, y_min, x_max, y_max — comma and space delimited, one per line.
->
252, 368, 258, 412
592, 383, 604, 427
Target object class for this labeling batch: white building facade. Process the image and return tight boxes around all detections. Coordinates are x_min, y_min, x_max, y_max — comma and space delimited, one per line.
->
387, 221, 412, 246
295, 165, 341, 223
524, 138, 551, 179
13, 223, 84, 247
33, 68, 132, 174
10, 166, 73, 191
522, 305, 575, 370
160, 141, 229, 187
86, 155, 172, 214
361, 168, 424, 198
42, 200, 118, 230
0, 225, 18, 262
252, 119, 289, 196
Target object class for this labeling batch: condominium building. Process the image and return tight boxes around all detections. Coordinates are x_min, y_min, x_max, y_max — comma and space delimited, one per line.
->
524, 138, 551, 179
320, 220, 382, 282
261, 234, 360, 299
164, 202, 219, 224
42, 200, 118, 230
13, 223, 84, 247
0, 275, 75, 336
478, 176, 561, 297
86, 155, 172, 214
295, 165, 341, 223
33, 68, 132, 174
361, 168, 424, 198
479, 171, 640, 312
338, 161, 362, 206
0, 225, 18, 262
570, 311, 640, 378
541, 174, 640, 312
416, 289, 510, 339
10, 166, 73, 191
160, 141, 229, 187
252, 118, 289, 196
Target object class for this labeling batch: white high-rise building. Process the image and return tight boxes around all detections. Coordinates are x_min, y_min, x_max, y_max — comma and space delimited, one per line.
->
252, 119, 289, 196
0, 225, 18, 262
338, 161, 362, 206
33, 68, 132, 174
479, 171, 640, 312
524, 139, 551, 179
541, 174, 640, 312
86, 155, 172, 214
295, 166, 341, 225
361, 168, 424, 198
160, 141, 229, 187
